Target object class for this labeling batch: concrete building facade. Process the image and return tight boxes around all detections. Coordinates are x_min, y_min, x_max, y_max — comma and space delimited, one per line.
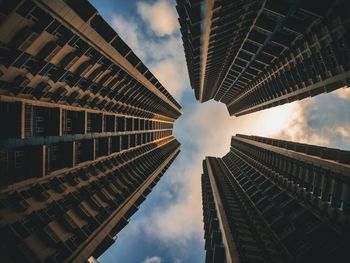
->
202, 134, 350, 262
177, 0, 350, 116
0, 0, 181, 262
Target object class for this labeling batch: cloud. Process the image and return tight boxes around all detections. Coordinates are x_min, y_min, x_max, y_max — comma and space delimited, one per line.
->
335, 125, 350, 142
142, 256, 161, 263
137, 0, 178, 36
109, 9, 188, 101
150, 60, 187, 101
270, 100, 330, 146
140, 162, 203, 241
332, 87, 350, 100
111, 15, 145, 59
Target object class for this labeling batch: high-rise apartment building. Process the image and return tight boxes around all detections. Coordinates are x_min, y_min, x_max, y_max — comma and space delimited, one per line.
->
0, 0, 181, 262
202, 134, 350, 262
177, 0, 350, 116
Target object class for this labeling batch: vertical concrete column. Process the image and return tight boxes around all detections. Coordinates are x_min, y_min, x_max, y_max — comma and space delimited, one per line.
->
107, 137, 111, 155
84, 111, 88, 134
20, 101, 25, 139
101, 114, 104, 133
92, 139, 96, 160
58, 108, 63, 136
41, 145, 46, 177
71, 141, 76, 168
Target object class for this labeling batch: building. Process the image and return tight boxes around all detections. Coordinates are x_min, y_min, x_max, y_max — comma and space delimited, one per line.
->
202, 134, 350, 262
0, 0, 181, 262
177, 0, 350, 116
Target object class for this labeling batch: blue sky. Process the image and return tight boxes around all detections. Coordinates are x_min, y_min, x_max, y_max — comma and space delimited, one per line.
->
89, 1, 350, 262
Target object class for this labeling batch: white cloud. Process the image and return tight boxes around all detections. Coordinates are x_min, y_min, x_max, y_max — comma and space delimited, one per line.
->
111, 15, 145, 59
142, 256, 161, 263
141, 162, 203, 241
150, 60, 186, 101
137, 0, 178, 36
336, 125, 350, 142
266, 100, 330, 146
332, 87, 350, 100
110, 11, 188, 101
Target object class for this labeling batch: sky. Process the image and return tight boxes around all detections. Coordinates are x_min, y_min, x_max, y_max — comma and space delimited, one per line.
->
89, 1, 350, 262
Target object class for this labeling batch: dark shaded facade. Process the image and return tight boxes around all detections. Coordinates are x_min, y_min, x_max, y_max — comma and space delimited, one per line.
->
202, 134, 350, 262
177, 0, 350, 116
0, 0, 181, 262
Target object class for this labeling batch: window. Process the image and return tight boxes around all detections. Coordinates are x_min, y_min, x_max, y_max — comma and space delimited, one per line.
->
35, 116, 44, 133
46, 19, 60, 34
16, 1, 35, 16
0, 151, 8, 179
62, 213, 78, 230
66, 117, 72, 132
14, 151, 25, 169
43, 225, 60, 244
38, 63, 54, 76
68, 35, 79, 47
12, 53, 31, 68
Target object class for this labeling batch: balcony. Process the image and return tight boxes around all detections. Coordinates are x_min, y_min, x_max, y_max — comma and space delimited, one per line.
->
75, 140, 94, 164
121, 135, 129, 150
8, 191, 29, 212
40, 224, 61, 245
91, 235, 115, 259
38, 41, 60, 61
75, 61, 92, 77
32, 184, 51, 201
61, 212, 78, 231
96, 138, 109, 158
9, 75, 30, 96
10, 26, 39, 51
60, 52, 79, 70
62, 110, 85, 135
76, 203, 92, 220
124, 205, 138, 220
87, 113, 102, 133
32, 81, 51, 99
125, 117, 133, 131
50, 177, 66, 193
109, 217, 128, 237
103, 115, 115, 132
27, 106, 61, 137
0, 101, 22, 139
116, 116, 125, 132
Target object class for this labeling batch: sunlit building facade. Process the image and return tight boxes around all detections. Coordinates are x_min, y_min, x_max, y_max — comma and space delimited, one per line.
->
177, 0, 350, 116
202, 134, 350, 262
0, 0, 181, 262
